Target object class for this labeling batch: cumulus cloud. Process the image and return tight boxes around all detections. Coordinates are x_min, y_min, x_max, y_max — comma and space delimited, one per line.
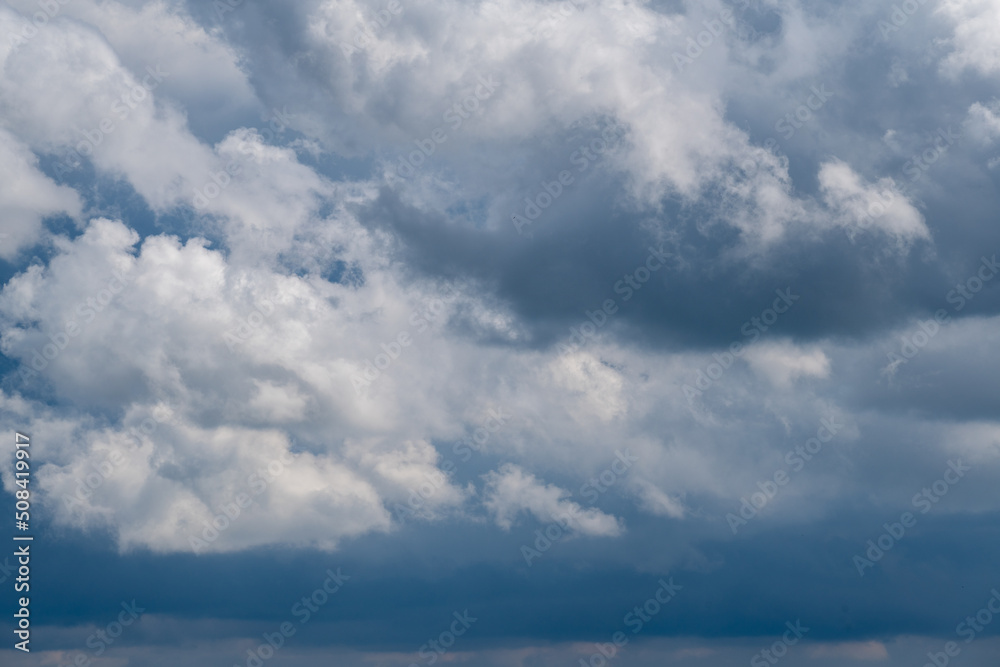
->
0, 129, 81, 260
743, 341, 832, 388
0, 0, 972, 559
937, 0, 1000, 77
40, 413, 392, 553
0, 218, 446, 551
631, 478, 686, 519
0, 4, 213, 209
483, 463, 623, 537
3, 0, 1000, 659
965, 99, 1000, 143
546, 351, 628, 422
818, 159, 930, 248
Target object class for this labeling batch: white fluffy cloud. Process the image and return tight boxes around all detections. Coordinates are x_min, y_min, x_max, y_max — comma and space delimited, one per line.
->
818, 159, 930, 247
0, 5, 209, 208
2, 0, 998, 559
0, 129, 81, 260
937, 0, 1000, 77
483, 463, 623, 537
966, 100, 1000, 143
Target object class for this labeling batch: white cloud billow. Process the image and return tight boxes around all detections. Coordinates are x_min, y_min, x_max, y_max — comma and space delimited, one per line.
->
483, 463, 624, 537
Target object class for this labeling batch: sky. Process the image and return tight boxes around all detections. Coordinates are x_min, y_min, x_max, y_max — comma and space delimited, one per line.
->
1, 0, 1000, 665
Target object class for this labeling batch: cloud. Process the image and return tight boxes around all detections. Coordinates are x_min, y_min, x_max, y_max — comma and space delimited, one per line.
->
632, 479, 685, 519
743, 340, 832, 388
808, 640, 891, 661
546, 351, 628, 422
3, 0, 1000, 659
0, 4, 213, 210
966, 99, 1000, 143
483, 463, 623, 537
818, 159, 930, 248
0, 218, 402, 552
937, 0, 1000, 77
0, 128, 82, 260
38, 413, 392, 553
